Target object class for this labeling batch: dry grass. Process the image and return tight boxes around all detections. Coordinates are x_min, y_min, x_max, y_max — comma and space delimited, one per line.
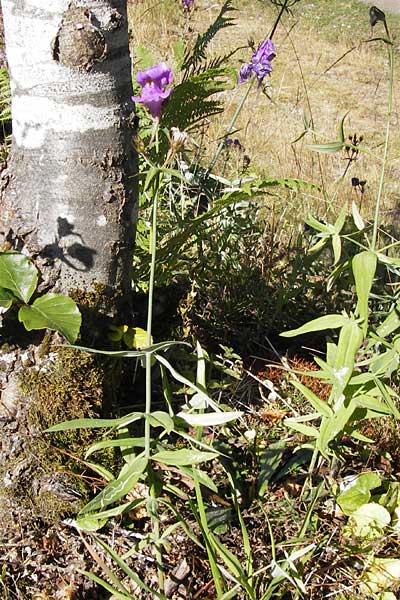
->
128, 0, 400, 231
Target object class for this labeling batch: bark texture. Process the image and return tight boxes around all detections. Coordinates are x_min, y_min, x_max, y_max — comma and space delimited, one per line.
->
0, 0, 137, 297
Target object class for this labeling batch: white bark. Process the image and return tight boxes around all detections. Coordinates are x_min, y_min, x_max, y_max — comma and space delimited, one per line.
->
0, 0, 137, 298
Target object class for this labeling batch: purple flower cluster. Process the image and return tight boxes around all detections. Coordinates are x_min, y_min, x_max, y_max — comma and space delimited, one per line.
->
132, 62, 174, 120
239, 39, 276, 87
182, 0, 194, 8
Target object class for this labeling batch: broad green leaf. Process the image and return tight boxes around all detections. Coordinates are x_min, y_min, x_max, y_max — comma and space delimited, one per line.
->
337, 472, 381, 515
177, 410, 243, 427
280, 314, 348, 338
79, 454, 148, 514
0, 287, 14, 309
353, 251, 377, 334
360, 558, 400, 596
152, 448, 218, 466
291, 381, 332, 418
0, 252, 38, 302
18, 293, 81, 343
347, 503, 390, 539
123, 326, 150, 349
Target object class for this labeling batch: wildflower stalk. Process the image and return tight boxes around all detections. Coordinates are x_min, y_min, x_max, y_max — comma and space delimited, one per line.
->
206, 77, 255, 176
371, 40, 394, 251
144, 130, 164, 592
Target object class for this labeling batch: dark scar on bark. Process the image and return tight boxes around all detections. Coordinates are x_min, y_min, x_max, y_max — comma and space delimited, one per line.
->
51, 1, 107, 72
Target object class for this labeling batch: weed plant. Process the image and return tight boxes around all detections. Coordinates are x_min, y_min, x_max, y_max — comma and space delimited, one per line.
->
43, 2, 400, 599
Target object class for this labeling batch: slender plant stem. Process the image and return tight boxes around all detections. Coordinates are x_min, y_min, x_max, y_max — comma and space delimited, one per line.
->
371, 42, 394, 251
206, 78, 254, 176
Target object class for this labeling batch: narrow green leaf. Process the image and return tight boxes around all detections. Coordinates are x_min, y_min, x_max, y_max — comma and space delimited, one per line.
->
79, 455, 147, 514
85, 437, 146, 458
376, 304, 400, 338
305, 141, 344, 154
0, 252, 38, 302
71, 340, 185, 358
144, 411, 174, 433
352, 201, 365, 230
46, 412, 143, 432
332, 320, 363, 395
280, 314, 348, 338
152, 448, 218, 466
353, 251, 377, 334
284, 419, 319, 438
19, 293, 81, 343
332, 234, 341, 264
291, 381, 333, 418
177, 410, 243, 427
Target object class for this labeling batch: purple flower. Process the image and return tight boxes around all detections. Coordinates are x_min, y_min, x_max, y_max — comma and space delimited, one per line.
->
132, 62, 174, 120
239, 38, 276, 86
182, 0, 194, 8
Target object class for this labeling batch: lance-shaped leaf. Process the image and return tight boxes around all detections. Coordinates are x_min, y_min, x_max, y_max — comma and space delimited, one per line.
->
152, 448, 218, 466
79, 454, 148, 514
0, 252, 38, 302
18, 293, 81, 343
281, 314, 349, 338
353, 251, 377, 335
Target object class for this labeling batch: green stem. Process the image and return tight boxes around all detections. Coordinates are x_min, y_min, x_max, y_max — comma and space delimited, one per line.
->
371, 42, 394, 251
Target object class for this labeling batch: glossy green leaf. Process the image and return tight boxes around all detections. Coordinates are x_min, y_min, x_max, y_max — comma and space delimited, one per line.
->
353, 251, 377, 334
0, 287, 14, 309
280, 314, 348, 338
337, 472, 381, 515
0, 252, 38, 302
152, 448, 218, 466
18, 293, 81, 343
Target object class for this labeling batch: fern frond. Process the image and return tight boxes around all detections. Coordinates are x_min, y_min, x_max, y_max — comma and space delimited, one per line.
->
161, 67, 234, 131
182, 0, 236, 78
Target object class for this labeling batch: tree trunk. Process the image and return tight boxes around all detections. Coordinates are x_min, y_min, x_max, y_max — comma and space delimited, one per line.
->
0, 0, 136, 298
0, 3, 137, 593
